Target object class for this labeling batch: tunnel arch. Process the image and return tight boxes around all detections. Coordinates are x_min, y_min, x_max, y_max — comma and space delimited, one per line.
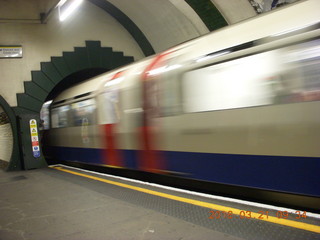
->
16, 41, 134, 113
10, 41, 134, 170
46, 67, 110, 101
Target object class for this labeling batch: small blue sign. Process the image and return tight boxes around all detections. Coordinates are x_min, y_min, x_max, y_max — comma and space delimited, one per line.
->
33, 151, 41, 158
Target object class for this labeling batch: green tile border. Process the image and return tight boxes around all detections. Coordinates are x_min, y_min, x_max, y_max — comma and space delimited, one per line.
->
185, 0, 228, 31
88, 0, 155, 57
16, 41, 134, 113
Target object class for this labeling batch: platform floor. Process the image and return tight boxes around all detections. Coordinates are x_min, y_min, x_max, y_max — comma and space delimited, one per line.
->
0, 165, 319, 240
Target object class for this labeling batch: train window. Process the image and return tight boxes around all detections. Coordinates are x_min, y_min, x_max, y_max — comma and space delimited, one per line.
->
182, 51, 278, 113
40, 100, 52, 130
182, 39, 320, 114
51, 105, 70, 128
71, 99, 96, 127
160, 69, 182, 116
279, 39, 320, 102
100, 87, 120, 124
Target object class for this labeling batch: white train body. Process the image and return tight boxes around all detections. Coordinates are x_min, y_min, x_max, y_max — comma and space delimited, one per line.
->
45, 0, 320, 204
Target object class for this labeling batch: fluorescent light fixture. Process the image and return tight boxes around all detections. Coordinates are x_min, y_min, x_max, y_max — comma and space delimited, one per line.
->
57, 0, 67, 7
59, 0, 83, 21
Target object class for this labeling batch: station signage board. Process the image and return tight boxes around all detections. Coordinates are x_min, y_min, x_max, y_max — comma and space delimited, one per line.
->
0, 46, 22, 58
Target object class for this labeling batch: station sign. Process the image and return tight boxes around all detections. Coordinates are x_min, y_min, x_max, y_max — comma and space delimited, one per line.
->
29, 119, 41, 158
0, 46, 22, 58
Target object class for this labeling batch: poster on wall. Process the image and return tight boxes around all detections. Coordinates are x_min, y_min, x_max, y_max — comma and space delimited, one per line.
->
249, 0, 300, 13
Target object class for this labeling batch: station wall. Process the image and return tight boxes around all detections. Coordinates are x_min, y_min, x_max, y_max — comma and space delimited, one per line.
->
0, 0, 147, 170
0, 0, 145, 107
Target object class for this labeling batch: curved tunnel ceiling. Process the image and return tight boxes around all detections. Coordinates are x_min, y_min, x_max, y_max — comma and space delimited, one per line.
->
86, 0, 258, 53
88, 0, 156, 56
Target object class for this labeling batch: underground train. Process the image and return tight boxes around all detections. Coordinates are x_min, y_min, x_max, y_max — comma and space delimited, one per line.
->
43, 0, 320, 211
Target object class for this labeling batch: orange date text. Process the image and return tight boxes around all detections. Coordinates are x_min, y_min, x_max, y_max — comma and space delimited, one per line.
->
208, 210, 307, 220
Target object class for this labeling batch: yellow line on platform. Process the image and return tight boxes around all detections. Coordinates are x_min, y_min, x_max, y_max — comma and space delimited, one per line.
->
51, 166, 320, 233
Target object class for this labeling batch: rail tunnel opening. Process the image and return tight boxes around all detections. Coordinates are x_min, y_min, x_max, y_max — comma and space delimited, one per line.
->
41, 67, 110, 162
45, 68, 109, 101
9, 40, 135, 171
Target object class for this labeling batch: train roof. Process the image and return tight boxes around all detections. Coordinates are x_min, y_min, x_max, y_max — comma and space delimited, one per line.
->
168, 0, 319, 58
52, 0, 319, 104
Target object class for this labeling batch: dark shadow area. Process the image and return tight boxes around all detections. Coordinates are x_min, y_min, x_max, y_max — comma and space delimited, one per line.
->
46, 68, 108, 101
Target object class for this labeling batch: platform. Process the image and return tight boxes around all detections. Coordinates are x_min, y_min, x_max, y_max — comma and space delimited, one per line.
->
0, 165, 319, 240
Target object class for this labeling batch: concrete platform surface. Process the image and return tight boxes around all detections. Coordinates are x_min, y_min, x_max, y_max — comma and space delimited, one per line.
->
1, 165, 319, 240
0, 167, 242, 240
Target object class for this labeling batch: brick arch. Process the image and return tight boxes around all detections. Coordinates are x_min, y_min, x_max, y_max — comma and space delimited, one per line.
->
16, 41, 134, 113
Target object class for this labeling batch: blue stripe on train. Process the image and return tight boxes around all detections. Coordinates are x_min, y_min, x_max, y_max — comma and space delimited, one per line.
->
51, 147, 138, 169
50, 146, 320, 197
164, 151, 320, 197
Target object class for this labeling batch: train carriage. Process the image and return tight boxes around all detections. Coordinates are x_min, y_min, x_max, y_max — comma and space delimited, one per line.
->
43, 0, 320, 211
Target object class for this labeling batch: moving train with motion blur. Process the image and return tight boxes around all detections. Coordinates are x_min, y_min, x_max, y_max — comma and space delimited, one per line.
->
43, 0, 320, 211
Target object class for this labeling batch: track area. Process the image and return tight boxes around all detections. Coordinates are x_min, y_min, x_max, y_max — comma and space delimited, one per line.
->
1, 165, 319, 240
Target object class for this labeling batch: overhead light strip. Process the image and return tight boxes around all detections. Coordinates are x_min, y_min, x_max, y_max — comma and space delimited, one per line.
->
59, 0, 83, 22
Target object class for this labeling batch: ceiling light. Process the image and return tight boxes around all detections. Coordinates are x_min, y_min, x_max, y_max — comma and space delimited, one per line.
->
59, 0, 83, 22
